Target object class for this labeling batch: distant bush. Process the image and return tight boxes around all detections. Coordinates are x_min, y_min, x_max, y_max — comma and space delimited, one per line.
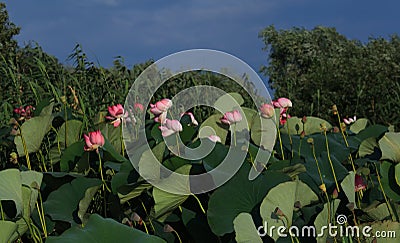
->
259, 25, 400, 130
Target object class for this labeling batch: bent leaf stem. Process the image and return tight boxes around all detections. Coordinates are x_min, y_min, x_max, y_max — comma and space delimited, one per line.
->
324, 131, 340, 192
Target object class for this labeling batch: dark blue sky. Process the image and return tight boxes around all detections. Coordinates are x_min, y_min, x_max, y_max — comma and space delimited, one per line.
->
5, 0, 400, 75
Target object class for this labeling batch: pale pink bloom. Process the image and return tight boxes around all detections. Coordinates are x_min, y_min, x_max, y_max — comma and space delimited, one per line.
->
343, 116, 357, 125
159, 119, 183, 137
154, 111, 167, 124
260, 103, 275, 119
180, 112, 198, 126
220, 110, 242, 125
150, 98, 172, 115
134, 103, 144, 112
272, 98, 292, 109
276, 97, 292, 108
84, 130, 105, 152
106, 104, 125, 127
208, 135, 221, 143
272, 100, 282, 108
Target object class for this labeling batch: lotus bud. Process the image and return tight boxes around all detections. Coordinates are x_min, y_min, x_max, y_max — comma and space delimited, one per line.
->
319, 183, 326, 193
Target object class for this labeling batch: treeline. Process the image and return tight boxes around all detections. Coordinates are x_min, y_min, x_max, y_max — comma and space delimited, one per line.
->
259, 25, 400, 129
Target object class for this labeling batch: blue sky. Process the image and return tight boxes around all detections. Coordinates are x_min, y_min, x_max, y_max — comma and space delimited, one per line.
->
5, 0, 400, 75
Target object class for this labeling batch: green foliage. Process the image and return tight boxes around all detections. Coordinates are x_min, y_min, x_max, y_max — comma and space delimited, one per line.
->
0, 4, 400, 241
259, 25, 400, 129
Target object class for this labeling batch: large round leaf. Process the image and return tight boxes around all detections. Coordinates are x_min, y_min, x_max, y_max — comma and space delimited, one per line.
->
214, 92, 244, 111
15, 103, 54, 156
340, 172, 356, 209
380, 161, 400, 201
152, 164, 191, 221
349, 118, 369, 134
46, 214, 165, 242
379, 132, 400, 163
233, 212, 262, 243
259, 179, 318, 241
314, 199, 340, 243
207, 163, 291, 236
250, 113, 276, 150
43, 177, 101, 224
199, 113, 228, 144
0, 169, 23, 216
58, 120, 83, 148
0, 221, 17, 243
281, 116, 332, 135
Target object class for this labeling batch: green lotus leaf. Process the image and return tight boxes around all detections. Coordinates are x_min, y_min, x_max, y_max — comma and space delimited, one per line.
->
43, 177, 101, 224
379, 132, 400, 163
341, 172, 356, 209
349, 118, 369, 134
0, 221, 17, 243
259, 179, 319, 241
207, 163, 291, 236
233, 212, 262, 243
281, 116, 332, 135
364, 201, 390, 221
15, 103, 54, 156
0, 169, 23, 216
314, 199, 340, 243
152, 164, 191, 221
58, 120, 83, 148
46, 214, 165, 242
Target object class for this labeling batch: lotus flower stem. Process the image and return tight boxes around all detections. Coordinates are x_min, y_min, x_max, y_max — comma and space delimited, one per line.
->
36, 191, 47, 237
143, 220, 149, 234
374, 165, 395, 221
120, 125, 125, 156
311, 142, 331, 223
97, 153, 111, 193
0, 200, 4, 221
173, 230, 183, 243
233, 124, 237, 147
277, 126, 285, 160
324, 131, 340, 192
285, 112, 293, 159
176, 133, 180, 156
335, 112, 356, 172
191, 194, 206, 214
140, 200, 155, 232
17, 124, 32, 170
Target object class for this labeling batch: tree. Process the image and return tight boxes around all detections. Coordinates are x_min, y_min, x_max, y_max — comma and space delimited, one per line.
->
0, 2, 20, 58
259, 25, 400, 129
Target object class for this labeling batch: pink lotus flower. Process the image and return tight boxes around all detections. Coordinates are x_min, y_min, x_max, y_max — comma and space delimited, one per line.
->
84, 130, 105, 152
355, 174, 366, 192
260, 103, 274, 119
273, 97, 292, 108
208, 135, 221, 143
150, 98, 172, 115
134, 103, 144, 113
220, 110, 242, 125
105, 104, 125, 127
154, 111, 167, 124
343, 116, 357, 125
159, 119, 183, 137
180, 112, 198, 126
279, 112, 291, 126
14, 105, 35, 120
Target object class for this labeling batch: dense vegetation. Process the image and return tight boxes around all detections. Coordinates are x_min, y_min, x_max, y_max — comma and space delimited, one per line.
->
259, 25, 400, 129
1, 3, 400, 243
